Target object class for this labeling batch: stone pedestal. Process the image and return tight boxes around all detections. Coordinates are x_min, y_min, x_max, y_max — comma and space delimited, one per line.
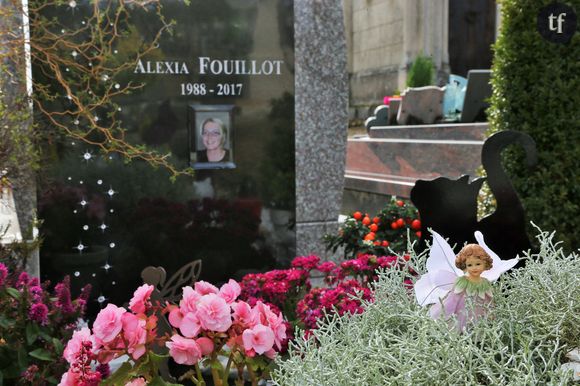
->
295, 0, 348, 258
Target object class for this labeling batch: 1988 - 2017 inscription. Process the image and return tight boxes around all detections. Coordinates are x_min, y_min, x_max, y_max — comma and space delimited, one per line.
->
180, 83, 243, 96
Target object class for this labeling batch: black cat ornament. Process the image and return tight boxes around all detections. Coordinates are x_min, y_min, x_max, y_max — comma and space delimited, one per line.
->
410, 130, 538, 261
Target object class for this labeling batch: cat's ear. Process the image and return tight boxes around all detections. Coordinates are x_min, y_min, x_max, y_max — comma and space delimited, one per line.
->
458, 175, 470, 184
470, 177, 485, 191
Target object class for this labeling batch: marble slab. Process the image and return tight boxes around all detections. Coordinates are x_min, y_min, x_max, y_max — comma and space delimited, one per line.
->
345, 124, 486, 198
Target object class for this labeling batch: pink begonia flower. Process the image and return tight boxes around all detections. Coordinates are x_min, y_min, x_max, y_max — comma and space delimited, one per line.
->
267, 312, 287, 350
194, 281, 219, 296
63, 327, 96, 364
166, 335, 202, 365
93, 304, 126, 344
125, 378, 147, 386
180, 312, 202, 338
219, 279, 241, 304
242, 324, 275, 355
168, 305, 184, 328
196, 337, 214, 356
57, 370, 78, 386
129, 284, 154, 314
196, 294, 232, 332
122, 313, 148, 360
180, 286, 201, 314
264, 348, 276, 360
252, 301, 277, 326
232, 301, 256, 327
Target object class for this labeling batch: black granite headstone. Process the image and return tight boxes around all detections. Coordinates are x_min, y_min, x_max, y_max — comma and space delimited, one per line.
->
37, 0, 296, 309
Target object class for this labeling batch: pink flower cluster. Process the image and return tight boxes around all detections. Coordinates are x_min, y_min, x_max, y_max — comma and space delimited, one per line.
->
1, 267, 90, 328
60, 279, 289, 384
168, 279, 287, 362
239, 254, 415, 335
0, 264, 92, 385
296, 279, 374, 330
291, 255, 320, 271
59, 284, 157, 385
240, 267, 311, 311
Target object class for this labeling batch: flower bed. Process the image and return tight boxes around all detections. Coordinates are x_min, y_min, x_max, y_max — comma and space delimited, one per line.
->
239, 254, 414, 336
0, 264, 90, 385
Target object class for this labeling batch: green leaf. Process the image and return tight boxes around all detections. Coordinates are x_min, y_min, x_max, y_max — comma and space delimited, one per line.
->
149, 375, 183, 386
0, 316, 15, 329
149, 351, 169, 366
38, 330, 53, 341
28, 348, 53, 361
128, 355, 150, 378
17, 347, 28, 369
52, 338, 64, 355
101, 362, 132, 386
5, 288, 20, 300
26, 323, 40, 345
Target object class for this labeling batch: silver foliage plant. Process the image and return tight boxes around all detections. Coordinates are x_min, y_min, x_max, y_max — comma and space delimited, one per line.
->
272, 229, 579, 385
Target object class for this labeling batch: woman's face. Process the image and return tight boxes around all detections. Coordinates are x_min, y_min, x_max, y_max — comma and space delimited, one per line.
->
202, 121, 223, 151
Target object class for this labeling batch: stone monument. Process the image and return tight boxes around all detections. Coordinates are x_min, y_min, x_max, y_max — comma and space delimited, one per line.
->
294, 0, 349, 258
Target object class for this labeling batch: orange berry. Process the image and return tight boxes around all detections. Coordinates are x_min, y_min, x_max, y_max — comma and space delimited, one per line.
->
416, 231, 422, 238
353, 211, 362, 220
382, 240, 389, 247
396, 200, 404, 207
369, 224, 378, 232
362, 217, 371, 225
391, 222, 398, 230
396, 218, 405, 227
411, 219, 421, 230
372, 217, 380, 224
373, 241, 380, 246
364, 232, 376, 241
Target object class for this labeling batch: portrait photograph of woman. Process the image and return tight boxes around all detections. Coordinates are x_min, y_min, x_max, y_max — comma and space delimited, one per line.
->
188, 104, 236, 170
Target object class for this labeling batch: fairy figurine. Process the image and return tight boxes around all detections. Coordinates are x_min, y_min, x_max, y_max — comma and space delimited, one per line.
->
414, 230, 519, 331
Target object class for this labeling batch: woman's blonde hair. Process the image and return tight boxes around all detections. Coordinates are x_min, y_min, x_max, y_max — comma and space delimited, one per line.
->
455, 244, 493, 271
200, 117, 227, 147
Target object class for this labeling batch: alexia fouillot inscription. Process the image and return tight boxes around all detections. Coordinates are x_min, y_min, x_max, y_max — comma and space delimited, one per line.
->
134, 57, 284, 96
133, 56, 286, 169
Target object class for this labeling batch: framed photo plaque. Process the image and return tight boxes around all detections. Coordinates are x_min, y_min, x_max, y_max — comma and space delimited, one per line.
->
188, 104, 236, 170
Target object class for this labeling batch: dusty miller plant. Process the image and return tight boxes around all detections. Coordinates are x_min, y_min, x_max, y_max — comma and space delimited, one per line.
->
273, 228, 579, 386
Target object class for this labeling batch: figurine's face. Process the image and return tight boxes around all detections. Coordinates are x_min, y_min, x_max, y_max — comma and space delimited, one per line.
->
465, 256, 486, 278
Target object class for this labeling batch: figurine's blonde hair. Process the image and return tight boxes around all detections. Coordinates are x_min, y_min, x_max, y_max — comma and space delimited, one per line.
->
455, 244, 493, 271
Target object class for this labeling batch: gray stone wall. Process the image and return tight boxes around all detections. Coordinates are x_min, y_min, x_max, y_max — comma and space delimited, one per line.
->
294, 0, 348, 258
344, 0, 450, 112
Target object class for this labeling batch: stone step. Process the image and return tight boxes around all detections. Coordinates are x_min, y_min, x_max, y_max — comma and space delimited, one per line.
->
345, 123, 487, 198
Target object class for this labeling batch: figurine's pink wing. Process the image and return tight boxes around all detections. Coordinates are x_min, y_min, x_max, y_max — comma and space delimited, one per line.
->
414, 269, 457, 306
414, 230, 462, 306
476, 231, 519, 282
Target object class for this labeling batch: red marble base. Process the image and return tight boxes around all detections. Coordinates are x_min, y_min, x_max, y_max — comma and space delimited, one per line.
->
345, 123, 488, 198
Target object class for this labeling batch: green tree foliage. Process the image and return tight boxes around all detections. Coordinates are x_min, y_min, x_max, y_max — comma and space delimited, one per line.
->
488, 0, 580, 250
406, 54, 434, 88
